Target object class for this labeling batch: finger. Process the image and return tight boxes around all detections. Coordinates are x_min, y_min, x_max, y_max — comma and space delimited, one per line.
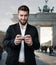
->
16, 39, 22, 43
16, 36, 22, 40
16, 38, 22, 40
25, 39, 29, 43
16, 35, 21, 38
21, 36, 25, 40
25, 37, 29, 39
25, 35, 30, 36
25, 35, 31, 38
25, 40, 29, 43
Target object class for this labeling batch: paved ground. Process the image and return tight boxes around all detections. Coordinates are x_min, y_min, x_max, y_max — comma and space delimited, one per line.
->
0, 51, 7, 65
35, 50, 56, 65
0, 50, 56, 65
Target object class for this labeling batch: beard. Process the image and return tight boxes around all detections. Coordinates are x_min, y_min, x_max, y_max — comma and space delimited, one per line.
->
19, 19, 28, 25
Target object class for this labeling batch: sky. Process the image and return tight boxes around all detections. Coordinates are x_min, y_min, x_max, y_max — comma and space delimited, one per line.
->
0, 0, 56, 32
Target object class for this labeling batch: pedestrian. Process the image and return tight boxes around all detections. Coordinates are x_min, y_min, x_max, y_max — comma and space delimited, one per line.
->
3, 5, 40, 65
0, 45, 3, 60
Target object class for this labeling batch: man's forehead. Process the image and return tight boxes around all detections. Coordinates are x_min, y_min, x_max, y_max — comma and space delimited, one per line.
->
18, 10, 29, 14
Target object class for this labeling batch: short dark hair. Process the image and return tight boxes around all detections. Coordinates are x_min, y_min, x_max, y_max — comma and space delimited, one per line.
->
18, 5, 29, 14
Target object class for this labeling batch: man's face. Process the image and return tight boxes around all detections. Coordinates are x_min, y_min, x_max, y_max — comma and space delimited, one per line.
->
18, 10, 29, 25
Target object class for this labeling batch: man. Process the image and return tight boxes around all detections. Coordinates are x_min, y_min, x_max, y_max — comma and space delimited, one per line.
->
0, 45, 3, 60
3, 5, 40, 65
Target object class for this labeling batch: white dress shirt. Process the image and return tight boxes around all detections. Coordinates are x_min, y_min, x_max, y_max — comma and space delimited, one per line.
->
18, 23, 27, 62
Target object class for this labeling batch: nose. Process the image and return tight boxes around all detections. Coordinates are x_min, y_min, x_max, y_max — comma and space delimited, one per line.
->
22, 16, 25, 19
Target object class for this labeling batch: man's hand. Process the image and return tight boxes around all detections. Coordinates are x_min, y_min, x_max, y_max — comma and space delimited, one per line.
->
24, 35, 33, 46
14, 34, 22, 45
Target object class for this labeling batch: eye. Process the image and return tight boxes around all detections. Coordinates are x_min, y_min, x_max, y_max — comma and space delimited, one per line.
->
20, 15, 23, 16
25, 15, 28, 17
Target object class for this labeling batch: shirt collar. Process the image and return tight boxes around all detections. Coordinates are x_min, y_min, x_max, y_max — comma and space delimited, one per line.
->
19, 22, 27, 29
